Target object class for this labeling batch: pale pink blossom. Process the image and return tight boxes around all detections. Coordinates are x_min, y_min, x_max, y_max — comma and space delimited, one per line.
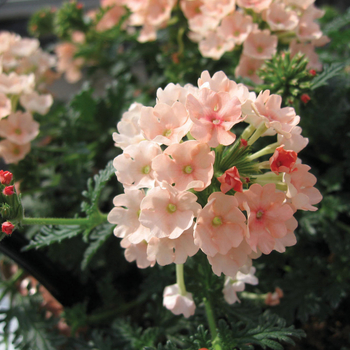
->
163, 284, 196, 318
0, 72, 35, 95
147, 226, 199, 265
188, 15, 220, 39
284, 163, 322, 211
200, 0, 236, 20
107, 189, 151, 243
218, 12, 254, 45
312, 35, 330, 47
265, 287, 283, 306
207, 241, 252, 278
140, 102, 191, 145
0, 139, 31, 164
248, 90, 300, 137
9, 38, 40, 57
198, 70, 252, 104
198, 31, 235, 60
56, 42, 84, 83
290, 39, 322, 71
156, 82, 193, 106
296, 6, 324, 42
237, 0, 272, 13
194, 192, 246, 257
152, 140, 215, 191
0, 93, 11, 119
283, 0, 315, 10
139, 182, 201, 239
113, 102, 145, 150
223, 266, 259, 304
277, 126, 309, 153
243, 30, 277, 60
19, 92, 53, 115
180, 0, 204, 20
121, 237, 155, 268
235, 55, 264, 84
0, 32, 20, 54
96, 4, 126, 31
186, 88, 243, 147
274, 216, 298, 253
263, 3, 299, 32
71, 31, 86, 44
0, 111, 39, 145
235, 183, 294, 254
113, 140, 162, 189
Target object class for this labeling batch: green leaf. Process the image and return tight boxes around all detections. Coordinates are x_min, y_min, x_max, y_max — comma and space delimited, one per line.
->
323, 7, 350, 34
81, 223, 114, 270
311, 63, 345, 90
81, 161, 115, 217
24, 225, 83, 250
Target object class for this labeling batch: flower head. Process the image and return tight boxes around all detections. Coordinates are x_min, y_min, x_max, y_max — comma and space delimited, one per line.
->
2, 221, 14, 235
163, 284, 196, 318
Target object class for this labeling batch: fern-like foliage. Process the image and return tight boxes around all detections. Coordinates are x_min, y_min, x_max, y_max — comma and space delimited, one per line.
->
24, 225, 83, 250
323, 6, 350, 34
310, 62, 345, 90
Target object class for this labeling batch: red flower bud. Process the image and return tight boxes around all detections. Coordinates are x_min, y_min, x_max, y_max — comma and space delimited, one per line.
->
217, 166, 243, 193
3, 185, 14, 196
76, 3, 83, 9
301, 94, 311, 104
309, 69, 317, 76
269, 146, 297, 174
0, 170, 13, 185
240, 139, 248, 148
2, 222, 14, 235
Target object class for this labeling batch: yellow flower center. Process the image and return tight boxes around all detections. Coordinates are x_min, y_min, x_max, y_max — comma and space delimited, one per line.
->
142, 165, 151, 174
183, 165, 193, 174
167, 203, 177, 213
212, 216, 222, 227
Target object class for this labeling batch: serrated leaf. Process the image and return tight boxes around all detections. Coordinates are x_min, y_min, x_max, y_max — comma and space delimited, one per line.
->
81, 223, 114, 270
24, 225, 83, 250
323, 7, 350, 34
311, 63, 345, 90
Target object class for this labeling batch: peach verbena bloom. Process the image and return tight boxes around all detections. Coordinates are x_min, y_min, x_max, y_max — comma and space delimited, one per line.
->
108, 70, 321, 315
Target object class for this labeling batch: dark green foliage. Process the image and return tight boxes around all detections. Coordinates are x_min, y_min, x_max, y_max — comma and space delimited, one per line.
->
28, 7, 55, 38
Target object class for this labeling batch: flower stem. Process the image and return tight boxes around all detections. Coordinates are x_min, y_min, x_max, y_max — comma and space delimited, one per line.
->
247, 123, 268, 146
247, 142, 279, 161
203, 297, 222, 349
241, 124, 256, 140
176, 264, 187, 296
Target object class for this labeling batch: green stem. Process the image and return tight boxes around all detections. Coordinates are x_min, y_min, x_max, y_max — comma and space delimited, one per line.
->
247, 123, 268, 146
176, 264, 186, 296
21, 213, 108, 226
203, 297, 218, 341
247, 142, 279, 161
241, 124, 256, 140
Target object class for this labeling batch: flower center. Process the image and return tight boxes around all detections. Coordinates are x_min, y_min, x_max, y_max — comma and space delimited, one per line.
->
137, 209, 141, 218
14, 128, 22, 135
167, 203, 177, 213
142, 165, 151, 174
247, 69, 254, 76
13, 147, 20, 155
183, 165, 193, 174
257, 46, 263, 53
256, 210, 264, 220
163, 129, 172, 137
212, 216, 222, 227
234, 30, 240, 37
212, 119, 221, 125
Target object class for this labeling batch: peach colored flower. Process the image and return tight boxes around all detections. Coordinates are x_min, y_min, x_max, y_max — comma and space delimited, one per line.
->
19, 92, 53, 115
156, 82, 193, 106
113, 102, 145, 150
107, 189, 151, 242
284, 163, 322, 211
0, 139, 31, 164
147, 225, 199, 265
113, 140, 162, 189
269, 146, 297, 174
140, 102, 191, 145
277, 126, 309, 153
9, 38, 40, 57
207, 240, 252, 278
235, 183, 294, 254
235, 55, 264, 84
96, 4, 126, 32
200, 0, 236, 20
194, 192, 246, 257
237, 0, 272, 13
0, 93, 11, 119
163, 284, 196, 318
139, 182, 201, 239
152, 140, 215, 191
0, 72, 35, 95
71, 31, 86, 44
243, 29, 277, 60
265, 287, 283, 306
218, 12, 255, 45
0, 111, 39, 145
218, 166, 243, 193
121, 237, 155, 268
198, 31, 235, 60
274, 216, 298, 253
263, 3, 299, 31
180, 0, 204, 20
223, 266, 259, 304
290, 39, 322, 71
283, 0, 315, 10
0, 32, 19, 54
186, 88, 243, 147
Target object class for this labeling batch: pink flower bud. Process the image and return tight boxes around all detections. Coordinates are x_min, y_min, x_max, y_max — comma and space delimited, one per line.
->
0, 170, 13, 185
217, 166, 243, 193
265, 287, 284, 306
2, 222, 14, 235
3, 185, 14, 196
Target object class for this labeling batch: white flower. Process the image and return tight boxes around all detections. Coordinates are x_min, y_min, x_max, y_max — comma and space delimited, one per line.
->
163, 284, 196, 318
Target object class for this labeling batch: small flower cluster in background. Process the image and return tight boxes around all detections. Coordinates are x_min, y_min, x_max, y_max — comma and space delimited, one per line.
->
0, 32, 57, 164
108, 70, 322, 317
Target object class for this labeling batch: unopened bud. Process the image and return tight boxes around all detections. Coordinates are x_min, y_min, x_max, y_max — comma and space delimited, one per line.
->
0, 170, 13, 185
3, 186, 14, 196
2, 222, 14, 235
309, 69, 317, 76
301, 94, 311, 104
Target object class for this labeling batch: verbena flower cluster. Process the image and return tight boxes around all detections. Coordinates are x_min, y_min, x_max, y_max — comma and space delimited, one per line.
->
0, 32, 57, 163
108, 70, 322, 317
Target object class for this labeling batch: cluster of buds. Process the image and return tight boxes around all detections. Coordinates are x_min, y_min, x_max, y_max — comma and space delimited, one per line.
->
0, 170, 18, 236
0, 32, 57, 163
108, 70, 322, 317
